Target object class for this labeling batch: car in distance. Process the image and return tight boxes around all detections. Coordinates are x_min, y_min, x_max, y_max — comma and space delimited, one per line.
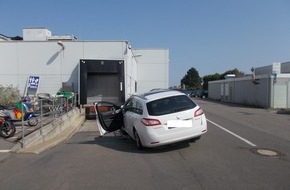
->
197, 90, 208, 99
95, 89, 207, 149
190, 90, 200, 98
174, 89, 191, 97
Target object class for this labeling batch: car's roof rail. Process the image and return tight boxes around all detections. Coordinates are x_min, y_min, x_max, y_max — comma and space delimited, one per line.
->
134, 89, 177, 100
132, 94, 148, 100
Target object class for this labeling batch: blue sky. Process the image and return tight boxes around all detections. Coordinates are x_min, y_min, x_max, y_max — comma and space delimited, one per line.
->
1, 0, 290, 86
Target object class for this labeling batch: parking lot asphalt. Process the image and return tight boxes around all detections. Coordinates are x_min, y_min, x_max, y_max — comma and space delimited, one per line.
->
0, 138, 15, 152
0, 99, 290, 156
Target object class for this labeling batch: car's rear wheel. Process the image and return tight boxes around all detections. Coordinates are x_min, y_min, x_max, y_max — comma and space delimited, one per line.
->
134, 130, 143, 150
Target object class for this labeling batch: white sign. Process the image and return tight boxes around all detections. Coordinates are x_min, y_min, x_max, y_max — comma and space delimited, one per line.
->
27, 76, 40, 89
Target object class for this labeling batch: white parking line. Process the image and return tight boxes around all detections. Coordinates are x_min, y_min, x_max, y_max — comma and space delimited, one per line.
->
0, 150, 10, 153
207, 119, 257, 147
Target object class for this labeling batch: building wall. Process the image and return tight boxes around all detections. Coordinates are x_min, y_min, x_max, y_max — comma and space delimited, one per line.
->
133, 49, 169, 93
0, 40, 168, 100
209, 75, 273, 108
23, 28, 52, 41
273, 74, 290, 109
0, 41, 130, 96
209, 73, 290, 108
125, 47, 138, 99
255, 65, 273, 75
281, 62, 290, 73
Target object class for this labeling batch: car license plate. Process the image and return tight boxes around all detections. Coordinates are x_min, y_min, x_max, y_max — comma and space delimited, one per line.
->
167, 120, 192, 128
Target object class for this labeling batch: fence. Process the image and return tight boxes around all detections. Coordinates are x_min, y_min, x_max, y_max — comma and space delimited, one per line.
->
16, 93, 79, 148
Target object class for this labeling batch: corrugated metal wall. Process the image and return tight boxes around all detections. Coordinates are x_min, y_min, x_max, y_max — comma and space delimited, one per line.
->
209, 75, 272, 108
288, 81, 290, 109
209, 74, 290, 108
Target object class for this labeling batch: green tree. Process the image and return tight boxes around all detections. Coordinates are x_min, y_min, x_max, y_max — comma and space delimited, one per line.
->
202, 68, 245, 90
220, 68, 245, 79
202, 73, 221, 90
180, 67, 201, 89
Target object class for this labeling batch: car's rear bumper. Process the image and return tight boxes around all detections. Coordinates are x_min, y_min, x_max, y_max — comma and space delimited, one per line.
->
139, 121, 207, 147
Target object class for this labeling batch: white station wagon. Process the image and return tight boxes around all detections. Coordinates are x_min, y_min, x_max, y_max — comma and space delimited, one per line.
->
95, 89, 207, 149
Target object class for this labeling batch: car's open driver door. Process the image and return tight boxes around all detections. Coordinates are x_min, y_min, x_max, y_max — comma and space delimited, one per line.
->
94, 101, 123, 135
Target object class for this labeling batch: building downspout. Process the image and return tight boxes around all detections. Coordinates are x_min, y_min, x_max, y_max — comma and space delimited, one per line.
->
269, 75, 274, 108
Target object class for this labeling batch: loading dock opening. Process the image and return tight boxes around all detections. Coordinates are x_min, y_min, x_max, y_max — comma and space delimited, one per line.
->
79, 59, 125, 118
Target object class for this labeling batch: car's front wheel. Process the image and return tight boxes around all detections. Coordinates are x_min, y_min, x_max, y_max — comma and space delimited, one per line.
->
120, 128, 128, 135
134, 129, 143, 150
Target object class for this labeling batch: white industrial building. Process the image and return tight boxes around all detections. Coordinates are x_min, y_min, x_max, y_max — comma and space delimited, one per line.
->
0, 28, 169, 106
208, 62, 290, 109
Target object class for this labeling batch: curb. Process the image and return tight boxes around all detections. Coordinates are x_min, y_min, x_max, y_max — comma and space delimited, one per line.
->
17, 115, 85, 154
11, 108, 86, 154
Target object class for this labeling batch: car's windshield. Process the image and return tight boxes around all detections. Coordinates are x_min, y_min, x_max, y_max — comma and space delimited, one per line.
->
147, 95, 197, 116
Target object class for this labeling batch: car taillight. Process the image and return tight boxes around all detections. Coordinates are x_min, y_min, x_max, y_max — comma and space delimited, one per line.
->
141, 118, 161, 126
194, 108, 204, 117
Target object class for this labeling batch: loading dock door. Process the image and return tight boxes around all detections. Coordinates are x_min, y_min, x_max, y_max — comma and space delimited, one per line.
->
79, 59, 125, 106
87, 73, 119, 104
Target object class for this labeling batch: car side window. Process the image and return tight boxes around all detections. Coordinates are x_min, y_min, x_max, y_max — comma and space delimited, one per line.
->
123, 98, 143, 115
134, 100, 143, 115
123, 99, 134, 113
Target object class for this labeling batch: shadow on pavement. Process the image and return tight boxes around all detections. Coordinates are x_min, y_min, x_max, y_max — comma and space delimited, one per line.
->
67, 131, 193, 154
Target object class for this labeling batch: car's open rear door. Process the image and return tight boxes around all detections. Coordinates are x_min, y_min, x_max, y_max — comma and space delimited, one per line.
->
94, 101, 123, 135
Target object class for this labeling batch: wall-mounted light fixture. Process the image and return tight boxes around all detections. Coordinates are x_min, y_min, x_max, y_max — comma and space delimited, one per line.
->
57, 41, 65, 50
251, 67, 259, 85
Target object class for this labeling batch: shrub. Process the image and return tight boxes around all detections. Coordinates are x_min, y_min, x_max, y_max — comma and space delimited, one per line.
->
0, 85, 20, 106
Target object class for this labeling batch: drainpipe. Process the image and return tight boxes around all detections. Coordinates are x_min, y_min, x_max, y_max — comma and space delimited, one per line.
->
269, 75, 274, 108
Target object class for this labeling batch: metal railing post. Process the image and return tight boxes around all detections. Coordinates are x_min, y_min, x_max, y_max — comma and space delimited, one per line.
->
40, 99, 43, 135
21, 102, 25, 148
60, 97, 63, 115
52, 97, 55, 126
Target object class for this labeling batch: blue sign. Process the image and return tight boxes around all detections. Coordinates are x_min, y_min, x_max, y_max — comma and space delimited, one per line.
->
27, 76, 40, 89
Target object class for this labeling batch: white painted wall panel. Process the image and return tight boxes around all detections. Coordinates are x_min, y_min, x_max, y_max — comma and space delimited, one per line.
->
134, 49, 168, 63
83, 41, 126, 59
273, 85, 287, 108
125, 49, 138, 98
133, 49, 169, 93
137, 63, 167, 81
0, 43, 18, 75
17, 42, 62, 74
138, 81, 168, 93
288, 82, 290, 109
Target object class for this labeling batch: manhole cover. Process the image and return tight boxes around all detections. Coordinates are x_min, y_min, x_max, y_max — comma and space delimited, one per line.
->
257, 149, 278, 156
250, 148, 284, 158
